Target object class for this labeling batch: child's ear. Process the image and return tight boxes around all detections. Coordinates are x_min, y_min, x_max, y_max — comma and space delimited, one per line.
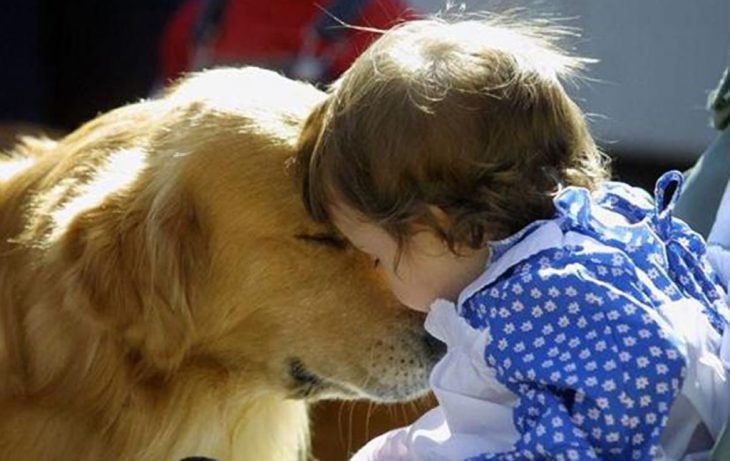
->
425, 205, 457, 241
427, 205, 452, 229
424, 204, 487, 252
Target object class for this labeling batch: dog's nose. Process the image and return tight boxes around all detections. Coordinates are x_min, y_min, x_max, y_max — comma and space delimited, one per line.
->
424, 332, 446, 361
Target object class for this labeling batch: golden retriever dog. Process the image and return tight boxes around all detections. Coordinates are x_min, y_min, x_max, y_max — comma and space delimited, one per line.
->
0, 67, 442, 461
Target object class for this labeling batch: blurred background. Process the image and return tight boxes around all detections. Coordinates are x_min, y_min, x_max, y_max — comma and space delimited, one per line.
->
0, 1, 728, 459
1, 0, 729, 185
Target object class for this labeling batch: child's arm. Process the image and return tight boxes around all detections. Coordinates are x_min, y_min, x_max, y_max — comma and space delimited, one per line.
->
459, 255, 687, 460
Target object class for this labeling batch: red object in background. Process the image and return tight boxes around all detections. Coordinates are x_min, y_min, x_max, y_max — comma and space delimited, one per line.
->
161, 0, 418, 84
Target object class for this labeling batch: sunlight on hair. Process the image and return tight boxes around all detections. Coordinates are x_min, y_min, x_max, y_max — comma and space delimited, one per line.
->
302, 15, 607, 252
389, 41, 428, 75
452, 20, 581, 80
375, 17, 588, 96
170, 67, 324, 138
0, 156, 35, 182
49, 148, 147, 241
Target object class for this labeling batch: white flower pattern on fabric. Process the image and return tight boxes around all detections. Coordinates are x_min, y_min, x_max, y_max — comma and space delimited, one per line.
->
456, 172, 728, 461
464, 249, 687, 460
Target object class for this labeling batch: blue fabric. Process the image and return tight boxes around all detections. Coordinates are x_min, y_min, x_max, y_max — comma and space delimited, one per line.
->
460, 171, 728, 461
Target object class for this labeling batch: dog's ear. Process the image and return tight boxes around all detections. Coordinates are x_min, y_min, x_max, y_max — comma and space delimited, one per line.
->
52, 175, 206, 376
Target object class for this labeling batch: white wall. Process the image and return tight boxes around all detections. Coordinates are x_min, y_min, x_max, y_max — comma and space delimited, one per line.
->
409, 0, 730, 161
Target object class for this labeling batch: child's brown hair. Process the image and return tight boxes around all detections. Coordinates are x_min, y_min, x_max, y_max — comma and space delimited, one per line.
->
297, 17, 609, 253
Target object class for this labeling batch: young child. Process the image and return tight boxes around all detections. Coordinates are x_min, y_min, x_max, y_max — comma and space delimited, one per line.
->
297, 18, 730, 460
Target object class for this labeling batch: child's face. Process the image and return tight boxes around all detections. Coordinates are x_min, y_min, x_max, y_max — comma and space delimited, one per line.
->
331, 204, 490, 312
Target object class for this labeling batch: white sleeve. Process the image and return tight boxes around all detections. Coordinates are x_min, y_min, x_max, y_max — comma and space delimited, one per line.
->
350, 300, 521, 461
349, 405, 516, 461
349, 425, 414, 461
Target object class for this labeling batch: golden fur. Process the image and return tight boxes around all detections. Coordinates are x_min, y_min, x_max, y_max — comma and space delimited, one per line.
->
0, 68, 438, 461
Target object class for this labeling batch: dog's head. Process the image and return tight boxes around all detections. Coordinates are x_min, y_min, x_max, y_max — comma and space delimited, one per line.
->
25, 68, 442, 403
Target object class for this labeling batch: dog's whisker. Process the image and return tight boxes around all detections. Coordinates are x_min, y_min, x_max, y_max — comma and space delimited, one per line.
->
364, 400, 375, 442
336, 400, 349, 452
347, 399, 358, 457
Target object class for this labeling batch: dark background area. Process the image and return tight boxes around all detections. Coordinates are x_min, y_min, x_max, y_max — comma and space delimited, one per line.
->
0, 0, 183, 130
0, 0, 694, 192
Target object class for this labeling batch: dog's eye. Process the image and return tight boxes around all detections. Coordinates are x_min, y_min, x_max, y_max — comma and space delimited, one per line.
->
295, 233, 348, 250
